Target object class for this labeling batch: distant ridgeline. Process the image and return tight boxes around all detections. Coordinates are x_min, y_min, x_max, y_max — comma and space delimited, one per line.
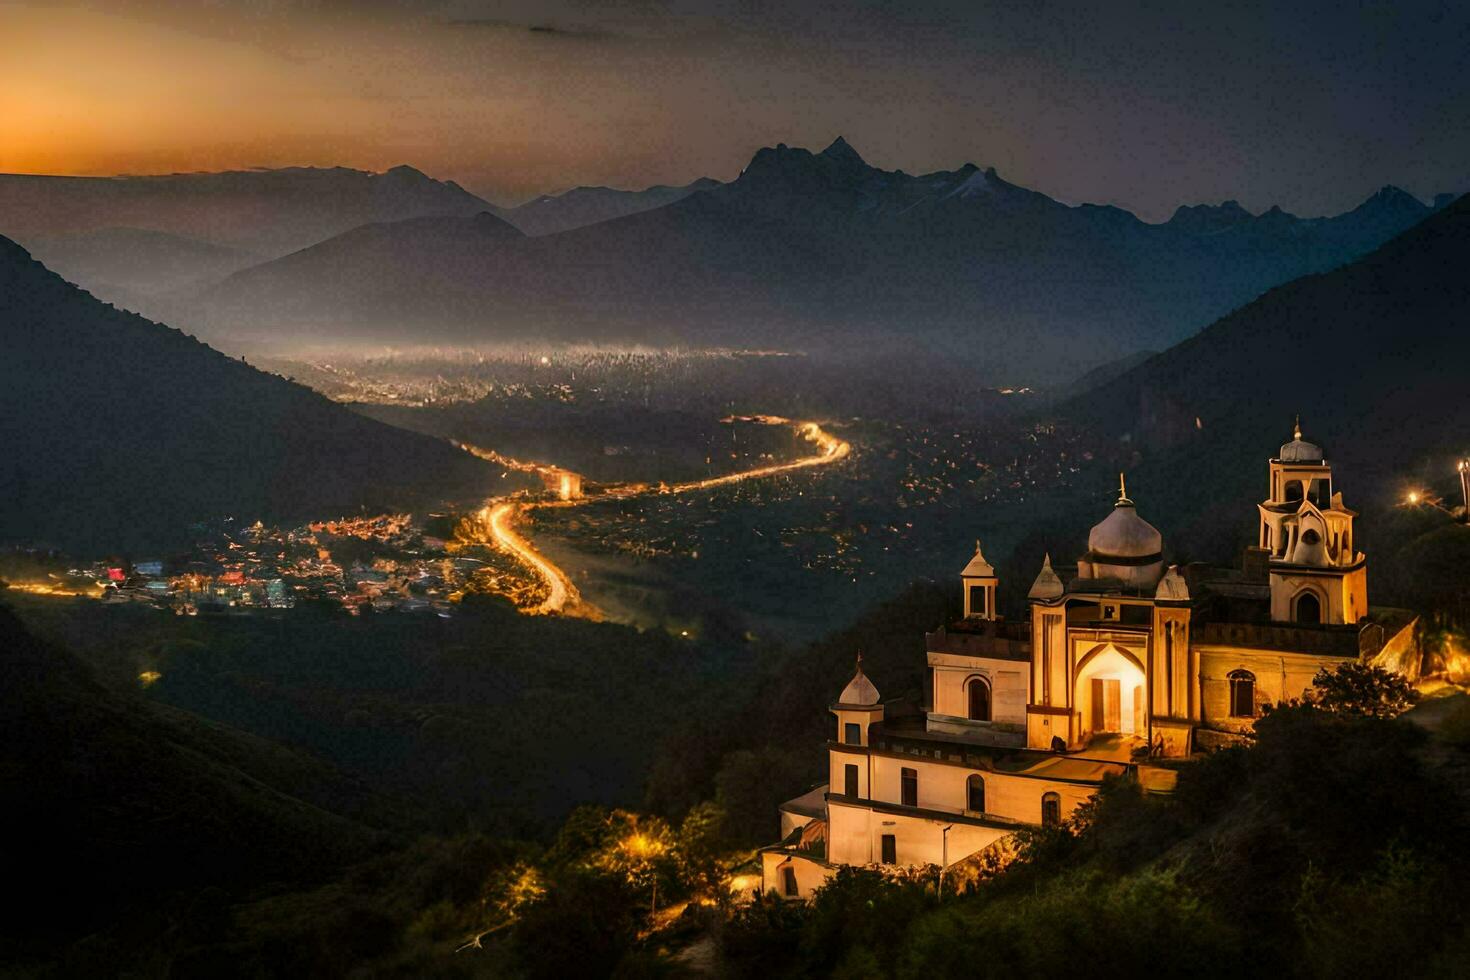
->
0, 235, 499, 553
1, 144, 1456, 383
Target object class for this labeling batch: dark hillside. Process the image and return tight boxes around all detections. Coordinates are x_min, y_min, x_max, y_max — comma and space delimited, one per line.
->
0, 236, 505, 552
0, 602, 381, 960
1058, 194, 1470, 558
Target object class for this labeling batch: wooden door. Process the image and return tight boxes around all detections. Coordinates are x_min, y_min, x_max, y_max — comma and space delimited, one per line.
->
1091, 678, 1121, 732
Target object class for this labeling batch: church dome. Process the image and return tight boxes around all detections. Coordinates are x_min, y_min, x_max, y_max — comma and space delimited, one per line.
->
1279, 419, 1324, 462
837, 660, 880, 706
1087, 500, 1163, 561
1080, 478, 1165, 590
1278, 437, 1324, 462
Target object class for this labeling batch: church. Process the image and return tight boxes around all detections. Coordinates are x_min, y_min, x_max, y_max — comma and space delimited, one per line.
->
760, 425, 1418, 900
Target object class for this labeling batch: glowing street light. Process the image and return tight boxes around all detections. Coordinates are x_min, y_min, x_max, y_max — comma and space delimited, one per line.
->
1405, 487, 1456, 516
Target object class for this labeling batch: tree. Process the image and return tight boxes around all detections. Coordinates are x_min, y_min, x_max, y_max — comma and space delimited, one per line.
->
1305, 662, 1418, 719
511, 868, 638, 980
594, 812, 677, 917
797, 865, 937, 975
675, 802, 729, 901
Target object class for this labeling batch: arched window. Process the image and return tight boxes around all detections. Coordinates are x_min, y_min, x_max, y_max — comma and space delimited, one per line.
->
1295, 592, 1321, 624
967, 774, 985, 813
967, 677, 991, 722
1041, 792, 1061, 828
1228, 669, 1256, 718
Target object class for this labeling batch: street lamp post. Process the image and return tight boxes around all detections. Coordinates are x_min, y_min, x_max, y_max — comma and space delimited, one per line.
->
939, 824, 953, 901
1459, 460, 1469, 524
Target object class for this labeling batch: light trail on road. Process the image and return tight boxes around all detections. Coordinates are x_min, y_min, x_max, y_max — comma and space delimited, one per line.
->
664, 421, 849, 493
483, 501, 583, 616
456, 419, 851, 617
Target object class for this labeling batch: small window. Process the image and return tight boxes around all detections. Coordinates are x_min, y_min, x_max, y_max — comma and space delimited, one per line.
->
1295, 592, 1321, 625
844, 722, 862, 745
901, 767, 918, 807
967, 677, 991, 722
967, 774, 985, 813
1229, 669, 1256, 718
881, 834, 897, 865
1041, 792, 1061, 827
844, 763, 859, 798
1121, 604, 1152, 625
782, 866, 798, 897
968, 584, 988, 618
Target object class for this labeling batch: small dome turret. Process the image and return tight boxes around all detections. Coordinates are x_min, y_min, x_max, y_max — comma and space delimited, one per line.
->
961, 539, 995, 578
1028, 553, 1065, 600
961, 539, 999, 619
1155, 565, 1190, 602
836, 654, 880, 707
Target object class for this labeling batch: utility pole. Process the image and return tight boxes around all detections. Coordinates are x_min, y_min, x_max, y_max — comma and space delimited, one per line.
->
1459, 460, 1469, 524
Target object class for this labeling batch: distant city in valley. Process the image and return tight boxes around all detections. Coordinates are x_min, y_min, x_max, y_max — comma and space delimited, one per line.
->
4, 3, 1470, 975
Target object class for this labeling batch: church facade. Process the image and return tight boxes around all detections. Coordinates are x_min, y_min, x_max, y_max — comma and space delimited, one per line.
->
760, 427, 1417, 900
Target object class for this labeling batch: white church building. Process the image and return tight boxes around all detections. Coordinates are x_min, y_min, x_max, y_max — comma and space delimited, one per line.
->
760, 426, 1417, 900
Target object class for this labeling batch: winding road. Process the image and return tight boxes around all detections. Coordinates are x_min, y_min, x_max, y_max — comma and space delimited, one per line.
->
457, 419, 851, 617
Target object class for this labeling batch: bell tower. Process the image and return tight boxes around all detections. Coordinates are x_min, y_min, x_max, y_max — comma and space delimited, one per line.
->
1257, 420, 1367, 624
961, 540, 999, 620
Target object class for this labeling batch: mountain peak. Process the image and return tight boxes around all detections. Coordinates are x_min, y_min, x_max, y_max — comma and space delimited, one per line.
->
1166, 198, 1255, 233
382, 164, 431, 182
1359, 184, 1424, 213
820, 136, 867, 168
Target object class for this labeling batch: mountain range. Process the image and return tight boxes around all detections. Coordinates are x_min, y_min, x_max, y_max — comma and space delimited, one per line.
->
1, 141, 1456, 381
21, 226, 262, 303
0, 235, 509, 552
180, 138, 1453, 379
0, 164, 492, 256
502, 177, 722, 236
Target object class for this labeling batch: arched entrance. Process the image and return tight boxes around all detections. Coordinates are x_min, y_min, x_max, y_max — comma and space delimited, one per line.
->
1075, 645, 1147, 738
966, 676, 991, 721
1295, 591, 1321, 624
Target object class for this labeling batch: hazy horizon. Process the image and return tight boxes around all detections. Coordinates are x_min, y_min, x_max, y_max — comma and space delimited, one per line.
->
4, 1, 1467, 222
0, 137, 1457, 223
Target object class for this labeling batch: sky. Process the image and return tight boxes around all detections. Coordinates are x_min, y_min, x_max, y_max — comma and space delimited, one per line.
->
1, 0, 1466, 221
